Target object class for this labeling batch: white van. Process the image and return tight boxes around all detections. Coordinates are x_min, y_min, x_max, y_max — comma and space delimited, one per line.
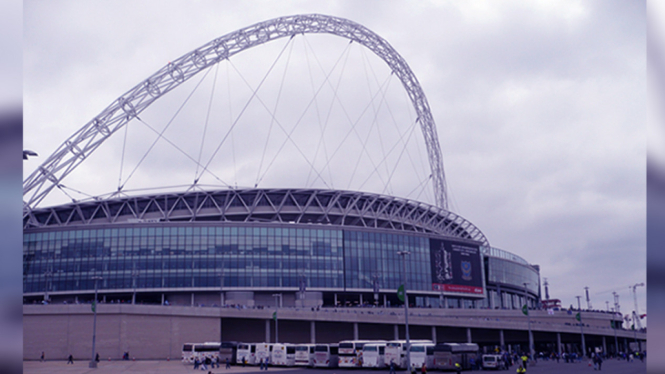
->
482, 354, 506, 370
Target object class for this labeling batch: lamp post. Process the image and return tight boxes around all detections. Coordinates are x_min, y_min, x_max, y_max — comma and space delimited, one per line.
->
612, 292, 620, 354
397, 250, 411, 371
272, 293, 282, 343
576, 296, 586, 357
522, 283, 534, 358
89, 274, 103, 368
131, 268, 139, 304
43, 268, 52, 303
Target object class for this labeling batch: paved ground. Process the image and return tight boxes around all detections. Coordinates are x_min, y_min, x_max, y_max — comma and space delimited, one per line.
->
23, 359, 647, 374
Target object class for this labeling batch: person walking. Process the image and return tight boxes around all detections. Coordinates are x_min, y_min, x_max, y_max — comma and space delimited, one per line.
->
421, 362, 427, 374
40, 352, 44, 362
454, 362, 462, 374
389, 359, 396, 374
521, 353, 528, 369
193, 357, 199, 370
95, 353, 100, 363
516, 364, 526, 373
226, 357, 231, 369
67, 354, 74, 364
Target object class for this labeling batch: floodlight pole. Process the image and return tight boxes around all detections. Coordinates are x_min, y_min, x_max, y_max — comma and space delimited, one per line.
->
398, 250, 411, 371
89, 275, 103, 368
576, 296, 586, 357
612, 292, 620, 355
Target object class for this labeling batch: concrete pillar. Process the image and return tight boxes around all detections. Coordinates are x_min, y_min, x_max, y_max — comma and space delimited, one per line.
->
310, 321, 316, 343
431, 326, 437, 344
266, 320, 271, 343
467, 328, 472, 343
353, 323, 359, 340
624, 338, 628, 352
334, 293, 338, 306
500, 329, 505, 350
384, 294, 387, 307
191, 293, 195, 307
557, 332, 562, 354
161, 293, 164, 305
394, 325, 399, 340
360, 294, 363, 305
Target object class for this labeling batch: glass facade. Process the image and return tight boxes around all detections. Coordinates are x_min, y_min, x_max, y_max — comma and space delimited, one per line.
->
23, 225, 431, 295
487, 257, 540, 294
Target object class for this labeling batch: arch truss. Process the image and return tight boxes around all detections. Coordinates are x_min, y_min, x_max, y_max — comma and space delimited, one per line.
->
23, 14, 448, 212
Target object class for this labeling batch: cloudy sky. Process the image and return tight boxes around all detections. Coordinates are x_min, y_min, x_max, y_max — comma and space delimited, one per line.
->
23, 0, 645, 323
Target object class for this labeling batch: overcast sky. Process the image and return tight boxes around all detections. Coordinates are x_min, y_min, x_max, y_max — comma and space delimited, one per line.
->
23, 0, 646, 323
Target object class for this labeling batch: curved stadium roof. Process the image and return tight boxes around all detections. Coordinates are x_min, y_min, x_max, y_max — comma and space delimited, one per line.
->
23, 188, 489, 247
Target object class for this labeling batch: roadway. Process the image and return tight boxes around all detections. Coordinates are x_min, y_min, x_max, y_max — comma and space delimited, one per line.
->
23, 359, 647, 374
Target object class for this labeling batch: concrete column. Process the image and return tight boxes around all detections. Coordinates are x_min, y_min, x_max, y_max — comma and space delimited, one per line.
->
466, 327, 472, 343
500, 329, 505, 349
624, 338, 628, 352
557, 332, 562, 354
602, 336, 607, 354
266, 320, 271, 343
191, 293, 195, 307
360, 294, 363, 305
161, 293, 164, 305
310, 321, 316, 344
334, 293, 338, 306
394, 325, 399, 340
384, 294, 387, 307
353, 322, 359, 340
431, 326, 437, 344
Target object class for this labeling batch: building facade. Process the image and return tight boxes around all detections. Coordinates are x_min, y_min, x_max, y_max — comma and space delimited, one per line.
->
23, 188, 540, 310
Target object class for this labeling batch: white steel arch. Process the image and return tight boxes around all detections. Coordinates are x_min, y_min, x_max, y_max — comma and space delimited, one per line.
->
23, 14, 448, 211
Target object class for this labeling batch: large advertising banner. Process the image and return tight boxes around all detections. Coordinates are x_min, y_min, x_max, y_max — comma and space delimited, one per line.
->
430, 238, 484, 296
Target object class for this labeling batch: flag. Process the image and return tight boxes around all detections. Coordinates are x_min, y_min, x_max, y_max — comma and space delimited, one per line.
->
91, 300, 96, 313
610, 320, 615, 328
272, 311, 277, 321
397, 285, 405, 302
521, 304, 528, 316
575, 312, 581, 322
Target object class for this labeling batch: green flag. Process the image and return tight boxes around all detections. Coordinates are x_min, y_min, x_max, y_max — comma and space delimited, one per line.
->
272, 311, 277, 321
397, 284, 405, 302
91, 300, 96, 313
521, 304, 528, 316
575, 312, 581, 322
610, 320, 615, 328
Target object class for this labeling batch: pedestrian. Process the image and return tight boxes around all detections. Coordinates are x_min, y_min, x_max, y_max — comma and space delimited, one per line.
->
40, 351, 44, 362
516, 364, 526, 373
521, 353, 528, 369
389, 359, 396, 374
597, 354, 603, 371
201, 356, 209, 371
265, 356, 270, 370
454, 362, 462, 374
67, 354, 74, 364
243, 357, 247, 367
421, 362, 427, 374
95, 352, 100, 362
226, 357, 231, 369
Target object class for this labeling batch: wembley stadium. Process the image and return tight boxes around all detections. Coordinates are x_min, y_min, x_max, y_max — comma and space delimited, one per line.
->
22, 14, 643, 361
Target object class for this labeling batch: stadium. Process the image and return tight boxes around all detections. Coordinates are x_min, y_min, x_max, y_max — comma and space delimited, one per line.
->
23, 14, 643, 360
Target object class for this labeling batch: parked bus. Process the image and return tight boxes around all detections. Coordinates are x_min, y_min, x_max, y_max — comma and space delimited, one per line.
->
409, 343, 435, 370
338, 340, 378, 367
384, 340, 433, 369
181, 342, 221, 364
236, 343, 257, 365
314, 344, 339, 368
219, 341, 238, 365
295, 344, 316, 367
271, 343, 296, 366
255, 343, 274, 366
431, 343, 479, 371
362, 343, 386, 368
